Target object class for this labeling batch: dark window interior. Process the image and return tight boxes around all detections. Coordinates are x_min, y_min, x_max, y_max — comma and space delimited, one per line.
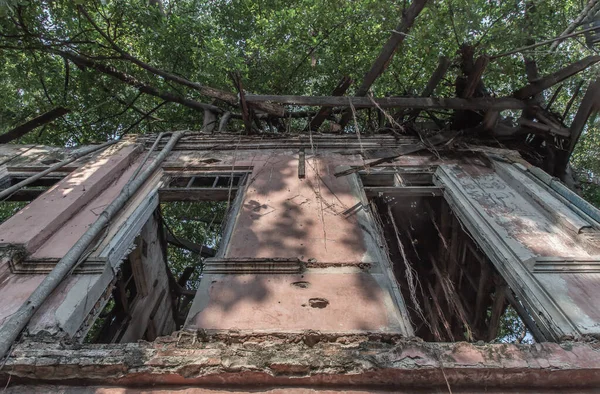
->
0, 174, 65, 201
158, 172, 245, 329
85, 257, 138, 344
168, 174, 245, 189
366, 170, 537, 344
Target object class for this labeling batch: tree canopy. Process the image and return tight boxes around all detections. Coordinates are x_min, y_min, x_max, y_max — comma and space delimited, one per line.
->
0, 1, 596, 140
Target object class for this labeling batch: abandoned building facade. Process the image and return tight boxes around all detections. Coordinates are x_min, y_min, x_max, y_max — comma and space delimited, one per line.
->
0, 130, 599, 392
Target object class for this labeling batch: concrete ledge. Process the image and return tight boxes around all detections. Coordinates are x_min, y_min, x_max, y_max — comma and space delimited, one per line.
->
2, 332, 600, 390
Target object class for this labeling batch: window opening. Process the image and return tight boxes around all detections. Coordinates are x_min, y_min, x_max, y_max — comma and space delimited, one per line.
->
85, 257, 138, 344
366, 168, 536, 344
158, 172, 246, 328
0, 172, 65, 223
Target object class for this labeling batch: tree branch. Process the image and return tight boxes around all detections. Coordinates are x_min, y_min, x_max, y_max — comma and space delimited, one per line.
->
53, 49, 222, 113
77, 5, 285, 117
0, 107, 70, 144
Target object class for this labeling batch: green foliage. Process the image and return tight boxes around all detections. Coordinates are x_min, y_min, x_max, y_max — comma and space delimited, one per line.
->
0, 0, 597, 144
0, 201, 28, 224
161, 201, 228, 289
495, 305, 534, 344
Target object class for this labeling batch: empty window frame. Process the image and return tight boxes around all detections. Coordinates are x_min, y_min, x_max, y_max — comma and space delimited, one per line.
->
158, 171, 248, 327
85, 257, 139, 344
362, 167, 536, 344
159, 172, 247, 202
0, 170, 67, 224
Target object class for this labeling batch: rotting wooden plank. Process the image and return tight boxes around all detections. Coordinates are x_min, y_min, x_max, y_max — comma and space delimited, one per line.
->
562, 80, 585, 119
482, 110, 499, 131
430, 253, 473, 341
422, 288, 444, 341
426, 281, 455, 341
335, 130, 456, 177
474, 262, 490, 327
246, 95, 526, 110
530, 107, 570, 137
487, 284, 508, 341
309, 76, 352, 131
364, 186, 443, 197
402, 56, 452, 121
462, 55, 490, 99
519, 118, 570, 137
513, 56, 600, 99
298, 148, 306, 179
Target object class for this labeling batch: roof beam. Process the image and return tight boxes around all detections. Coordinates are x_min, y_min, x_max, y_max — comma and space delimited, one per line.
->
309, 76, 352, 131
513, 56, 600, 99
339, 0, 429, 127
245, 95, 526, 111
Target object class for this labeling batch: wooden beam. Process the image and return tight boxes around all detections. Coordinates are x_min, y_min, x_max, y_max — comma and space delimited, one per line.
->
474, 262, 490, 328
426, 281, 455, 341
364, 186, 443, 198
246, 95, 526, 110
567, 78, 600, 154
482, 111, 499, 131
0, 107, 70, 144
338, 0, 429, 127
353, 0, 428, 98
309, 76, 352, 131
403, 56, 452, 120
546, 84, 564, 110
462, 55, 490, 99
334, 130, 457, 177
513, 56, 600, 99
430, 253, 473, 341
519, 118, 570, 137
487, 284, 508, 342
563, 80, 585, 119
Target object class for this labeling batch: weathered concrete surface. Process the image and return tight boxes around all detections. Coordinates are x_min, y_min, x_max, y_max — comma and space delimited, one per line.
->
30, 152, 144, 259
186, 153, 409, 334
9, 387, 595, 393
0, 142, 141, 253
0, 144, 92, 167
2, 333, 600, 390
0, 142, 164, 337
438, 162, 600, 339
4, 388, 394, 394
189, 271, 403, 332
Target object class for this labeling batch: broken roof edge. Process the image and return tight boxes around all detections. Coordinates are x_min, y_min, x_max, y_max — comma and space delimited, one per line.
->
3, 331, 600, 389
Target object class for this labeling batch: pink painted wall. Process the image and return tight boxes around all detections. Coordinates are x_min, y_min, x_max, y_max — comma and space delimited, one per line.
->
227, 155, 368, 262
0, 143, 141, 331
0, 143, 140, 253
188, 153, 407, 333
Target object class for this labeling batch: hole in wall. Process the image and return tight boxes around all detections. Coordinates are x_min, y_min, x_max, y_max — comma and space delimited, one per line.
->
291, 281, 310, 289
309, 298, 329, 308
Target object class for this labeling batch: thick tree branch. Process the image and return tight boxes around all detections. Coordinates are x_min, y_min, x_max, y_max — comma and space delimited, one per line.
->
53, 49, 222, 113
246, 95, 526, 111
339, 0, 429, 126
0, 107, 70, 144
513, 55, 600, 99
77, 5, 285, 117
549, 0, 600, 51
